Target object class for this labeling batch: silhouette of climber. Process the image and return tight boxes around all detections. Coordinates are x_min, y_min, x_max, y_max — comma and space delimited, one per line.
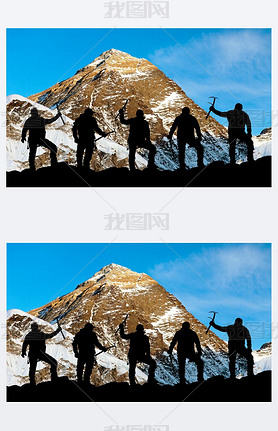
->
72, 323, 107, 384
119, 323, 156, 385
168, 107, 204, 169
119, 108, 156, 171
209, 317, 254, 378
21, 321, 62, 385
21, 107, 62, 171
168, 322, 204, 384
210, 103, 254, 164
72, 108, 107, 169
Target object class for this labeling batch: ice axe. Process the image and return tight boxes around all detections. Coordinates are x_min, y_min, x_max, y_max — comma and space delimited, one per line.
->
95, 129, 116, 142
115, 99, 129, 120
55, 102, 65, 125
206, 96, 218, 119
95, 344, 116, 357
56, 317, 65, 340
206, 311, 218, 334
115, 313, 129, 335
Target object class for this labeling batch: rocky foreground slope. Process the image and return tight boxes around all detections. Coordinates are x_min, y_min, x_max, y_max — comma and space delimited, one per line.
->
6, 156, 272, 187
7, 371, 271, 402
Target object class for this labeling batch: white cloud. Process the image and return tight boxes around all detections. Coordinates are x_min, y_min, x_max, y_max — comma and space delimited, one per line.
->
149, 244, 271, 321
149, 30, 271, 133
150, 30, 270, 79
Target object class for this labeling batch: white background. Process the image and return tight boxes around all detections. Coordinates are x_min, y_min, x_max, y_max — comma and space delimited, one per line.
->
0, 1, 277, 429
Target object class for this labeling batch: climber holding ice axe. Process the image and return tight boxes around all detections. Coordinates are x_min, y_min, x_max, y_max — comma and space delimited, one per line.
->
72, 322, 108, 385
168, 107, 204, 169
21, 107, 62, 171
118, 99, 157, 171
118, 315, 157, 385
21, 321, 62, 386
206, 97, 254, 165
72, 108, 108, 169
207, 312, 254, 379
168, 321, 204, 384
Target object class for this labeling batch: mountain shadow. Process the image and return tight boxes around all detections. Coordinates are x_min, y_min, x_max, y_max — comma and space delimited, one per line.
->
6, 156, 271, 187
7, 370, 271, 402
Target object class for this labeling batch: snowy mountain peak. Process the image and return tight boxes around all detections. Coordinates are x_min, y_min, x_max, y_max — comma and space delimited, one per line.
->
101, 48, 133, 58
77, 263, 133, 286
88, 48, 147, 67
81, 47, 154, 80
99, 262, 130, 272
6, 94, 30, 105
75, 264, 150, 293
260, 341, 271, 349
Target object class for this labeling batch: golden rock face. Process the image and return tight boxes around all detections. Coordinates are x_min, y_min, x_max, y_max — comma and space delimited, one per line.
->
28, 49, 227, 141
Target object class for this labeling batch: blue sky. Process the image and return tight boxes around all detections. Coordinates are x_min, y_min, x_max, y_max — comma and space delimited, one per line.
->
7, 243, 271, 349
7, 28, 271, 135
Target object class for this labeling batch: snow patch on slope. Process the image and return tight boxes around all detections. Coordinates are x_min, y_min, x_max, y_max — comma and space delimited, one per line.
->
7, 94, 73, 125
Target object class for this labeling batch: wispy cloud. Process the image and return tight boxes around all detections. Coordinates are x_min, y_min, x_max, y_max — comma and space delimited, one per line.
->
149, 30, 271, 133
149, 244, 271, 332
150, 30, 270, 82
